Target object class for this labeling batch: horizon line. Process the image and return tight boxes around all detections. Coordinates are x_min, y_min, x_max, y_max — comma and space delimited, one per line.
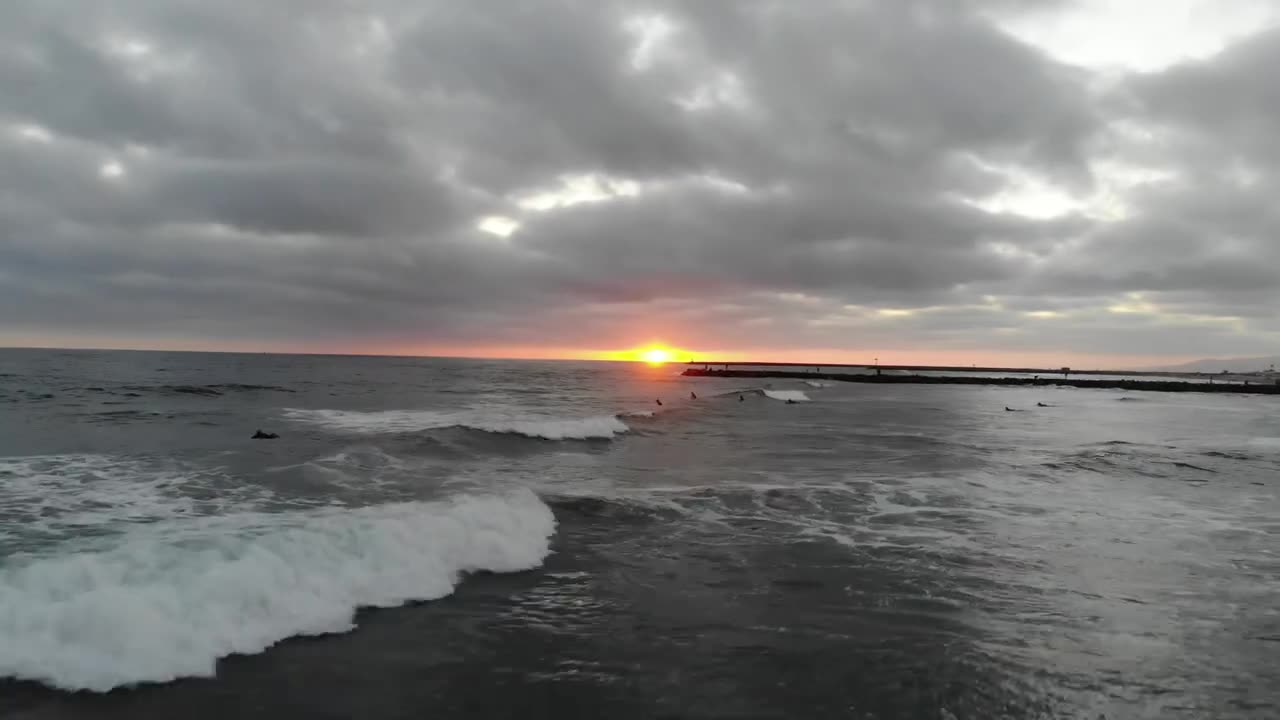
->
0, 342, 1266, 369
0, 344, 639, 363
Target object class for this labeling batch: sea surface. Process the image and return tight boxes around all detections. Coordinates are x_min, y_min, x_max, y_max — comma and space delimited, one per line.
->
1, 348, 1278, 719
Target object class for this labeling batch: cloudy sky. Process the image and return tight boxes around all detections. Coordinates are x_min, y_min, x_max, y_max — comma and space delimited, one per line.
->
3, 0, 1280, 366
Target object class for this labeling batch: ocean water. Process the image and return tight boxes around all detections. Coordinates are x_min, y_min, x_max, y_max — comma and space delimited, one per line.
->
1, 348, 1278, 719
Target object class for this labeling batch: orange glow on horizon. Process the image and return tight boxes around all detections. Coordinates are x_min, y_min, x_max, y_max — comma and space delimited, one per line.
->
602, 343, 694, 364
0, 332, 1213, 371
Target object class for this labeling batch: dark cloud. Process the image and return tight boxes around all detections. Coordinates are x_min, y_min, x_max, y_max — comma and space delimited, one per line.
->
1, 0, 1277, 360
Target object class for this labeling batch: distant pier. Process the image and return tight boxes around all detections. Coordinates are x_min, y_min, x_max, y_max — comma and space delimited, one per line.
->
682, 363, 1280, 395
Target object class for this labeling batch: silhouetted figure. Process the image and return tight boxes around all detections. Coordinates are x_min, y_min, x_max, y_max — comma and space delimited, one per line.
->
690, 392, 697, 400
655, 399, 663, 406
786, 399, 796, 404
1037, 402, 1050, 407
738, 395, 744, 402
1004, 407, 1016, 412
251, 429, 279, 439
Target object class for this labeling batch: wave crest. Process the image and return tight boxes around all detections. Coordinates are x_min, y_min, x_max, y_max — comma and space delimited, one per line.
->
466, 415, 630, 440
763, 390, 811, 402
0, 489, 555, 691
283, 408, 630, 440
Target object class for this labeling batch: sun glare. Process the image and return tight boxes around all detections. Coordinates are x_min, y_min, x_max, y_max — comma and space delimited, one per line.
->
601, 343, 694, 364
642, 347, 672, 364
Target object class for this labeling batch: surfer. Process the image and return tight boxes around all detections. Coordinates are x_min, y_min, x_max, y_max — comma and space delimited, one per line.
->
656, 398, 663, 406
1037, 402, 1050, 407
251, 429, 279, 439
786, 399, 796, 405
738, 394, 744, 402
690, 392, 697, 400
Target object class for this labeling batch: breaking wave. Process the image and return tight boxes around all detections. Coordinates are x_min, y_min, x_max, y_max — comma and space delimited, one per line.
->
763, 390, 811, 402
283, 408, 631, 440
0, 489, 555, 692
804, 381, 834, 388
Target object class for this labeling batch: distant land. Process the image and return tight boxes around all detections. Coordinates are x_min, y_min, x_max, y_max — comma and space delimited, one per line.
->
1153, 356, 1280, 374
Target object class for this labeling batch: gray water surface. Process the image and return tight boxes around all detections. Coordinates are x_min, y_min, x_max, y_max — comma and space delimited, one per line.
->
1, 348, 1278, 718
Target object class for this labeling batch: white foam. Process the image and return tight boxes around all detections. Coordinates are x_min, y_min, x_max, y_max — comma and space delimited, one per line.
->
282, 408, 457, 434
283, 408, 630, 440
804, 381, 833, 388
0, 455, 258, 545
0, 489, 555, 691
312, 446, 410, 471
467, 415, 630, 440
763, 390, 811, 402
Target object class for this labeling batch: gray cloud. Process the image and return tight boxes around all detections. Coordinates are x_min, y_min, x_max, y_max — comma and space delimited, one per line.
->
1023, 25, 1280, 349
1, 0, 1278, 360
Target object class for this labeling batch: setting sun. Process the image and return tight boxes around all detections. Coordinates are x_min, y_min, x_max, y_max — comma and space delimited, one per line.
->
642, 347, 672, 364
601, 344, 694, 364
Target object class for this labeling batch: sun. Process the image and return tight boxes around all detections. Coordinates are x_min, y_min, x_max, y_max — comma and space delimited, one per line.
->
642, 347, 672, 364
600, 343, 691, 364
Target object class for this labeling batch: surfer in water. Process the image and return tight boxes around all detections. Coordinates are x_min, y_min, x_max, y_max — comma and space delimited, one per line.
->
690, 392, 697, 400
738, 395, 744, 402
656, 398, 663, 406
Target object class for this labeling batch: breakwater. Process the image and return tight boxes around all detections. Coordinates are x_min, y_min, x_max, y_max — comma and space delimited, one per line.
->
682, 368, 1280, 395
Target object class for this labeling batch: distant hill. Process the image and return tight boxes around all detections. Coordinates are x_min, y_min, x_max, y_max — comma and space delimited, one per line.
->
1154, 356, 1280, 374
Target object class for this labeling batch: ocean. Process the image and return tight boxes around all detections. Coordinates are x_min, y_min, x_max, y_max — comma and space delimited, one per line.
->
1, 348, 1277, 719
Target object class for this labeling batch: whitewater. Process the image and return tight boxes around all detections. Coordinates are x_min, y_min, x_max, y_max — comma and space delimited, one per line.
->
282, 407, 632, 440
762, 389, 811, 402
0, 489, 555, 691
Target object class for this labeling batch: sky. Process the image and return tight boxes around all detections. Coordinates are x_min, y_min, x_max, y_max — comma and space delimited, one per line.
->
3, 0, 1280, 367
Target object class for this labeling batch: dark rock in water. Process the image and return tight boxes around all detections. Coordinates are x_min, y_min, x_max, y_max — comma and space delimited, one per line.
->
216, 383, 296, 393
173, 385, 223, 396
251, 429, 279, 439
